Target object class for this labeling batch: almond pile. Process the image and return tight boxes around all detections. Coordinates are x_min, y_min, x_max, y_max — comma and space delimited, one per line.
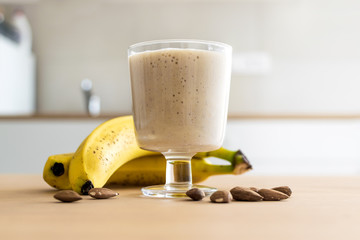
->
186, 186, 292, 203
54, 188, 119, 202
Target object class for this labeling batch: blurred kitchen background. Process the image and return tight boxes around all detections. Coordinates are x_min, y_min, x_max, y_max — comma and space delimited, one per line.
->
0, 0, 359, 175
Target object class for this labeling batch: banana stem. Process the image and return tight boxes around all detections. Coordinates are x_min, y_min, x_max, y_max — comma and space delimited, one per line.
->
232, 149, 252, 174
195, 147, 252, 175
200, 163, 234, 174
196, 147, 234, 162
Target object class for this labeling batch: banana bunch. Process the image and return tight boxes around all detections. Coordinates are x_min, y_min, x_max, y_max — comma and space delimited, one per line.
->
43, 115, 252, 194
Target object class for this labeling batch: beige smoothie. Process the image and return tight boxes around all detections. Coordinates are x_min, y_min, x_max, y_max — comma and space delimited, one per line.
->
129, 48, 231, 153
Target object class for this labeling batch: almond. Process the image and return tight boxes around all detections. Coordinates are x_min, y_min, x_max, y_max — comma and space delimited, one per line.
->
249, 187, 259, 192
186, 188, 205, 201
54, 190, 82, 202
272, 186, 292, 197
258, 189, 289, 201
88, 188, 119, 199
230, 187, 263, 201
210, 190, 231, 203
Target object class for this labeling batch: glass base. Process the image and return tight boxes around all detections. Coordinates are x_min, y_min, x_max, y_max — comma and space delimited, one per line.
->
141, 184, 217, 198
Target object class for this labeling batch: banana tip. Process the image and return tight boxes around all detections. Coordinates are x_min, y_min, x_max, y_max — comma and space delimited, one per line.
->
233, 149, 252, 175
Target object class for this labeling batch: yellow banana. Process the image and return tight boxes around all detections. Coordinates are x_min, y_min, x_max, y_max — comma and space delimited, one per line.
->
46, 114, 252, 194
107, 152, 251, 186
43, 153, 73, 190
68, 115, 157, 194
44, 148, 252, 190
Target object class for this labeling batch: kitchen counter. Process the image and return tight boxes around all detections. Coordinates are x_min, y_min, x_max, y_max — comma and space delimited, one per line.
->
1, 175, 359, 240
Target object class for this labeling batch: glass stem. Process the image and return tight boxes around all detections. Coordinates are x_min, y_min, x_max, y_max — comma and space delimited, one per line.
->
163, 153, 194, 189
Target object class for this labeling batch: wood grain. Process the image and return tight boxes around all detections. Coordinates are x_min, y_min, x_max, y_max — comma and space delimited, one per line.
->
1, 175, 360, 240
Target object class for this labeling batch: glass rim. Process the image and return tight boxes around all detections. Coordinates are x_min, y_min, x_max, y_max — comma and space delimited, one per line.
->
128, 39, 232, 51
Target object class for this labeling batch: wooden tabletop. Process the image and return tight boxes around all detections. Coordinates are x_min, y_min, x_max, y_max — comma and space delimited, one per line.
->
1, 175, 359, 240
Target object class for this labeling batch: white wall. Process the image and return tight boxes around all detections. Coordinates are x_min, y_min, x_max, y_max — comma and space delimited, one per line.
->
12, 0, 360, 115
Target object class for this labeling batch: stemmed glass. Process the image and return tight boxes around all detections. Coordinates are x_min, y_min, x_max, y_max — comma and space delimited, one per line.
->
128, 39, 232, 198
